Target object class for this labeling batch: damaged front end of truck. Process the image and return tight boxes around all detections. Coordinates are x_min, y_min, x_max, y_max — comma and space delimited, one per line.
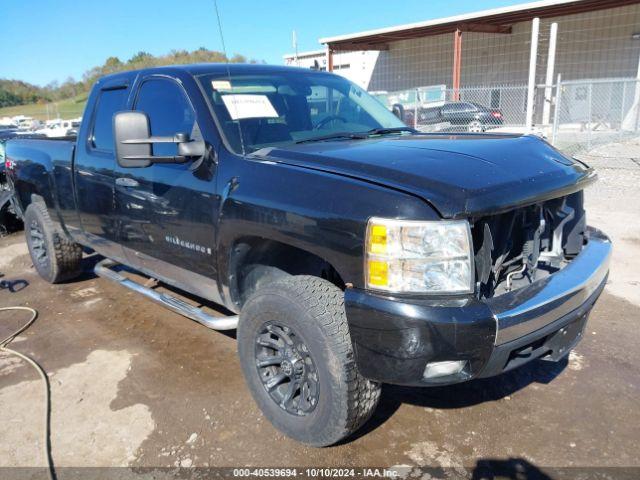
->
472, 190, 587, 299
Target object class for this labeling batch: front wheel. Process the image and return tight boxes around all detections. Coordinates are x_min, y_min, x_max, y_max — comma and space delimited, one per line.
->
237, 276, 381, 446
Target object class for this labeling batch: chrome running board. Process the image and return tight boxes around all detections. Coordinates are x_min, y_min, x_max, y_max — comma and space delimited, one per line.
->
94, 258, 238, 330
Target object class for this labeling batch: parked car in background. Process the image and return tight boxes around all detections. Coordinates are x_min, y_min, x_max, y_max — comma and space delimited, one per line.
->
65, 123, 80, 137
12, 115, 40, 131
36, 119, 81, 138
394, 101, 504, 132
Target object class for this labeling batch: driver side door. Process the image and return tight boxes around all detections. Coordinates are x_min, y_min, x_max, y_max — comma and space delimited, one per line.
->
114, 75, 221, 294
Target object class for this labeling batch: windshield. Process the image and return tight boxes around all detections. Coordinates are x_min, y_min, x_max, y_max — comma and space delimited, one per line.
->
197, 71, 406, 154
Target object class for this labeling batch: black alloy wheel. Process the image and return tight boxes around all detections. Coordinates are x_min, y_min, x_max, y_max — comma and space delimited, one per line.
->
29, 219, 48, 267
255, 322, 319, 416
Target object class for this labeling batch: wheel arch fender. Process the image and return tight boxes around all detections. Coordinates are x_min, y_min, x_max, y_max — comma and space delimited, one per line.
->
214, 156, 441, 310
7, 142, 70, 236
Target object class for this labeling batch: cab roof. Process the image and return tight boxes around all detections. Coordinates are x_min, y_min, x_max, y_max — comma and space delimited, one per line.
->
97, 63, 321, 84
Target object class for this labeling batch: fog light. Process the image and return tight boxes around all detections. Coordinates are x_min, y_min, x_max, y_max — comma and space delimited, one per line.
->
423, 360, 467, 379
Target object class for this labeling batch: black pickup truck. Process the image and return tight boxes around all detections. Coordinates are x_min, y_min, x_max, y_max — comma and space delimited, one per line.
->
5, 64, 611, 446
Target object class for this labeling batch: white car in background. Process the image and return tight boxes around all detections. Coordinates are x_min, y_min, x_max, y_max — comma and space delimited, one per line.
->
36, 118, 81, 137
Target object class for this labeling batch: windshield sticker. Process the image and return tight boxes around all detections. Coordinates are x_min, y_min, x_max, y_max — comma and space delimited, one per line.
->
211, 80, 232, 91
221, 94, 279, 120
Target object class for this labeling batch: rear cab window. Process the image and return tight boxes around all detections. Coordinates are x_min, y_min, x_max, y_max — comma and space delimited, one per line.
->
91, 87, 129, 152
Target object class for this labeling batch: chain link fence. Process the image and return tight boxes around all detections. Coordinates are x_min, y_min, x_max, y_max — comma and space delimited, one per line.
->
373, 85, 529, 133
552, 78, 640, 155
371, 78, 640, 156
352, 2, 640, 156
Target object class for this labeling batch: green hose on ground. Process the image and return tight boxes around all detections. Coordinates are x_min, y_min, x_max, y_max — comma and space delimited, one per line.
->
0, 306, 55, 480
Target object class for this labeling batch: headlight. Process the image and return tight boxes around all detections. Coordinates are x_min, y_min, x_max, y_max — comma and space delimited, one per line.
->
365, 218, 474, 294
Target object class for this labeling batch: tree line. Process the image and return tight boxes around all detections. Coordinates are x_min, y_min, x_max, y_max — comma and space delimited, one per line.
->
0, 48, 257, 109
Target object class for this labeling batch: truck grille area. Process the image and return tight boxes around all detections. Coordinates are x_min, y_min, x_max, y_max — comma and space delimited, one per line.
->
471, 191, 586, 299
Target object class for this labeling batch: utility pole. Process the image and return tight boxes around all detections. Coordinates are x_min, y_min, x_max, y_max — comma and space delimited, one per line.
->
542, 22, 558, 126
633, 46, 640, 131
325, 45, 334, 72
552, 73, 562, 145
526, 17, 540, 131
452, 28, 462, 101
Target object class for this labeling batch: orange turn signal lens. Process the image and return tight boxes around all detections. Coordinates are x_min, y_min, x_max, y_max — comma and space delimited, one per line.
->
368, 224, 387, 254
367, 260, 388, 287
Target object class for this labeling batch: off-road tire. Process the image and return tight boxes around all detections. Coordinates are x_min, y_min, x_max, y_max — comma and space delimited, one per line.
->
24, 202, 82, 283
237, 275, 381, 447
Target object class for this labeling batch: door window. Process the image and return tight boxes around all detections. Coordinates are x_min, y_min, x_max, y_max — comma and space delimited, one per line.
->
134, 78, 196, 157
442, 102, 470, 114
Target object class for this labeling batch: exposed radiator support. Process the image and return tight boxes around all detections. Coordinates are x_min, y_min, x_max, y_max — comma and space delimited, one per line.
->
540, 199, 575, 268
94, 259, 238, 331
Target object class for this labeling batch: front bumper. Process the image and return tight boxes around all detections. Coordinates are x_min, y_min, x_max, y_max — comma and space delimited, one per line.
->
344, 227, 611, 386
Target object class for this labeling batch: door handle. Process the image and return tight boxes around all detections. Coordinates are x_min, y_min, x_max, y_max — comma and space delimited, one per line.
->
115, 177, 139, 188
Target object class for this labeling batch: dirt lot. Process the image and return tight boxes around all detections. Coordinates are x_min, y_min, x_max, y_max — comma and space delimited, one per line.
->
1, 142, 639, 477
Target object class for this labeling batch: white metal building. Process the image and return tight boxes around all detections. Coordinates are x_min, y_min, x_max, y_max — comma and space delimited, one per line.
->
281, 0, 640, 155
283, 50, 379, 90
317, 0, 640, 91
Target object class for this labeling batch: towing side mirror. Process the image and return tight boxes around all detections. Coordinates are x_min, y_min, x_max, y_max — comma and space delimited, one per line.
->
113, 111, 206, 168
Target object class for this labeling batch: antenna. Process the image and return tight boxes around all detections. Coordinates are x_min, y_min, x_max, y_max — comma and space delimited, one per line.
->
213, 0, 230, 65
293, 30, 299, 66
212, 0, 246, 155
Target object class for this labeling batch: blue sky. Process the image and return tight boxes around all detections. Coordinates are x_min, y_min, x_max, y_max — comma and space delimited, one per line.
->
2, 0, 525, 86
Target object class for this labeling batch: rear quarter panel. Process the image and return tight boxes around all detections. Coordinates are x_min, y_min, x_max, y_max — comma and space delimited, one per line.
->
7, 138, 80, 234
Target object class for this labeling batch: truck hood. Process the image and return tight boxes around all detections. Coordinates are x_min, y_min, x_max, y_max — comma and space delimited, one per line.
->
254, 134, 595, 218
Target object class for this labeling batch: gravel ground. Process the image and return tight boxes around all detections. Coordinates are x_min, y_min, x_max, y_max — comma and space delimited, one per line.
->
577, 137, 640, 307
0, 139, 639, 478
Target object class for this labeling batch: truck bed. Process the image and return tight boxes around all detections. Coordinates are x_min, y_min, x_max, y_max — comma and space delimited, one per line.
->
6, 137, 78, 229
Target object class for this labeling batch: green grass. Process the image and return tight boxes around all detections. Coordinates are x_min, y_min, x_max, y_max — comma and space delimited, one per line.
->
0, 93, 88, 120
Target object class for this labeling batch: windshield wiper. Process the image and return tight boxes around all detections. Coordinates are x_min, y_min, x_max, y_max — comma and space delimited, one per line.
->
295, 131, 368, 144
295, 126, 417, 145
367, 126, 418, 135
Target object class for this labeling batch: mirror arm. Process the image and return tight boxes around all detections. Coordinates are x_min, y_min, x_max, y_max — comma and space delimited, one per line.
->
178, 140, 206, 157
121, 134, 187, 145
120, 133, 205, 159
121, 155, 188, 164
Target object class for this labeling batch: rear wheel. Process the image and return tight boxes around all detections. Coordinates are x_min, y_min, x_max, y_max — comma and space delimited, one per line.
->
24, 202, 82, 283
237, 275, 380, 446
